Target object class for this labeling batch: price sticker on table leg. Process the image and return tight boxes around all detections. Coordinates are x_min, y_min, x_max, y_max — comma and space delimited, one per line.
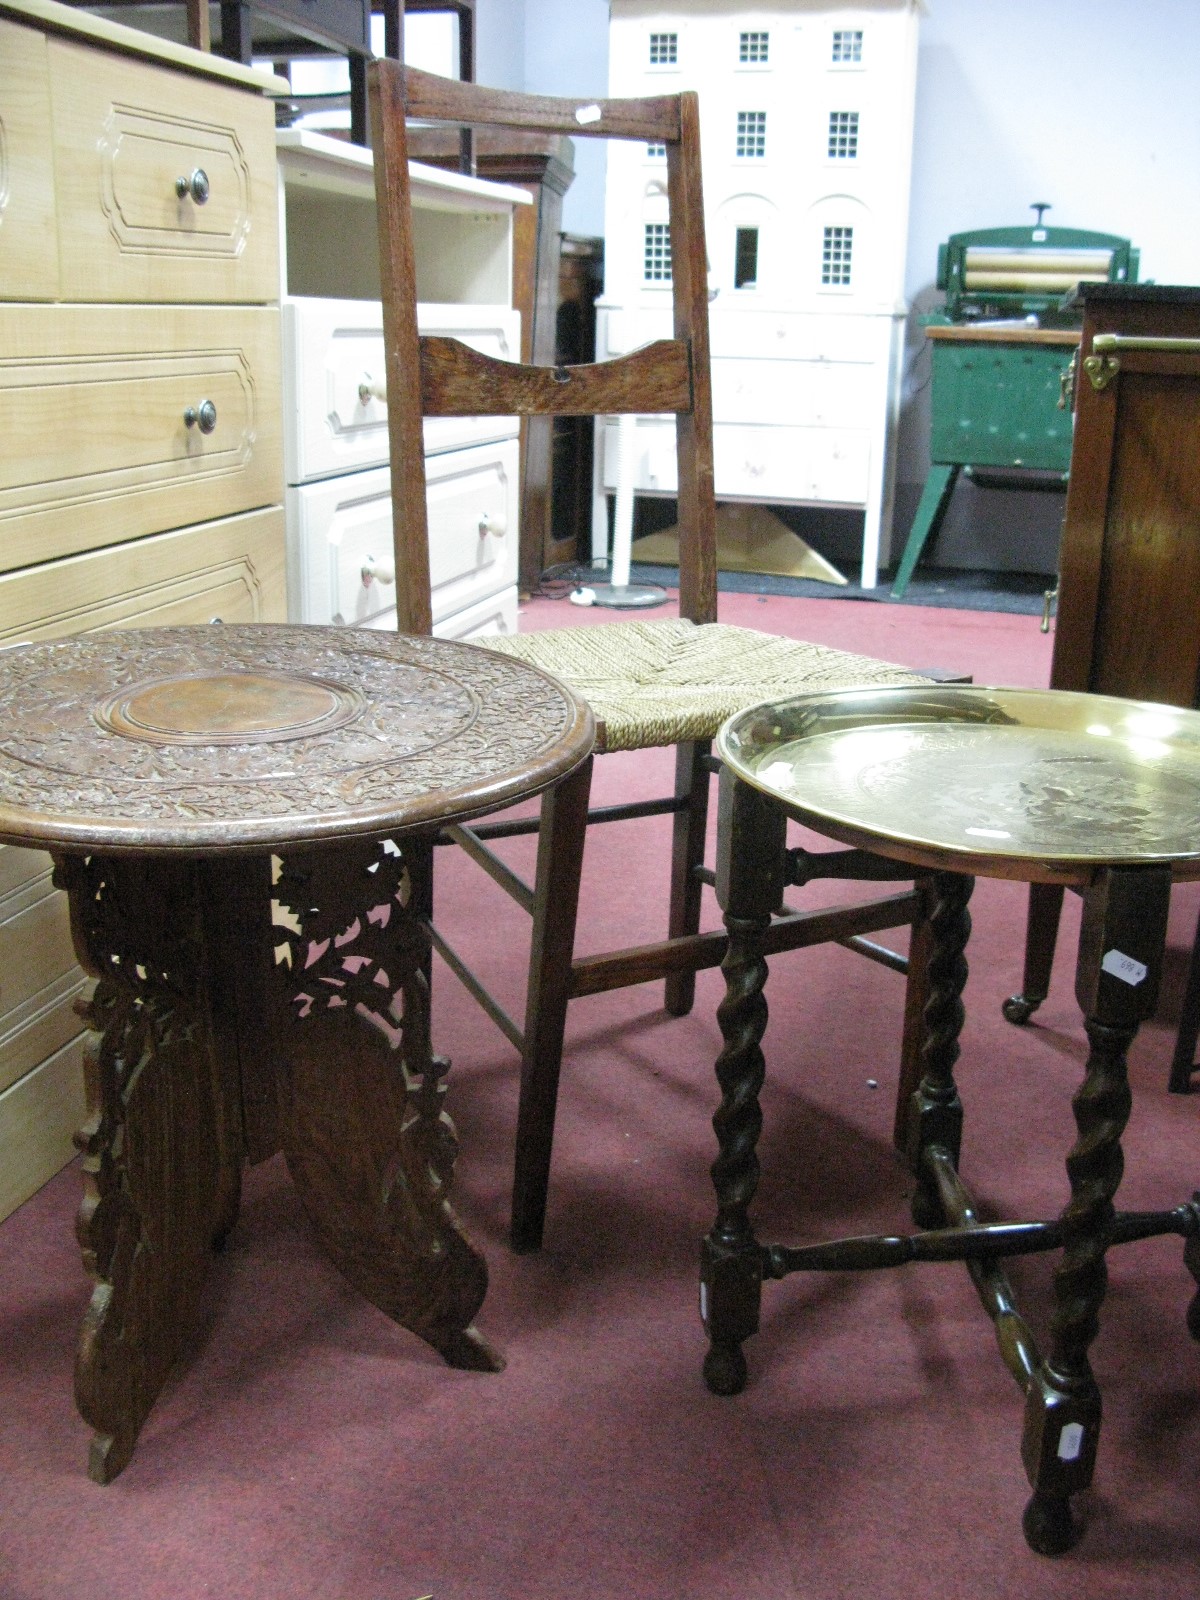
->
1101, 949, 1148, 986
1057, 1422, 1085, 1462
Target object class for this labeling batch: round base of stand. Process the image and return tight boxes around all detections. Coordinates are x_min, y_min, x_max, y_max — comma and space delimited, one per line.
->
588, 583, 669, 609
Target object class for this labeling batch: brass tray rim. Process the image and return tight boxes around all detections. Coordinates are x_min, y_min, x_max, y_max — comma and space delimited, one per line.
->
716, 683, 1200, 885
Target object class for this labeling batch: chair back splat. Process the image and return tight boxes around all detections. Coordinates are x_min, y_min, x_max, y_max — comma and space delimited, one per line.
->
368, 60, 934, 1255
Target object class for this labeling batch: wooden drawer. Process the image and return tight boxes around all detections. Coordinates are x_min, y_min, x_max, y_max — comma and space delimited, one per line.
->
0, 847, 86, 1099
283, 297, 520, 483
0, 1034, 87, 1222
431, 586, 518, 642
709, 311, 881, 364
0, 19, 60, 301
46, 37, 278, 304
0, 305, 282, 573
715, 423, 871, 504
286, 440, 518, 630
714, 356, 875, 427
0, 506, 286, 642
602, 418, 871, 504
361, 585, 519, 642
598, 305, 673, 357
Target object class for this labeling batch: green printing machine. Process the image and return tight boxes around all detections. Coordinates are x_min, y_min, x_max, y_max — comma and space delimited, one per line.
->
890, 210, 1139, 598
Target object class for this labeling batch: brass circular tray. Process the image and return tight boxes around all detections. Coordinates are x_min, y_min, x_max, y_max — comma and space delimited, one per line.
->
718, 685, 1200, 883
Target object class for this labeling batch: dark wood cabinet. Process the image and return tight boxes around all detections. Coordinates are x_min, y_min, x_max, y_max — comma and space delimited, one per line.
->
1011, 285, 1200, 1088
1051, 284, 1200, 704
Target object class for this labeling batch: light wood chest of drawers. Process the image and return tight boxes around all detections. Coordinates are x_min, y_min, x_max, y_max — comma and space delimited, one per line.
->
0, 0, 287, 1219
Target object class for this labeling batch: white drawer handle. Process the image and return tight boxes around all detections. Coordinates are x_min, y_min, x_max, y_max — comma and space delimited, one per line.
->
358, 376, 387, 407
175, 168, 210, 205
184, 399, 217, 434
361, 556, 395, 588
479, 511, 507, 539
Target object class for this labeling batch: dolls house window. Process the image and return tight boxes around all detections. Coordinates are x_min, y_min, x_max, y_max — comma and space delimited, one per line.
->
821, 224, 853, 285
644, 221, 672, 281
736, 110, 767, 158
649, 31, 678, 65
828, 111, 859, 158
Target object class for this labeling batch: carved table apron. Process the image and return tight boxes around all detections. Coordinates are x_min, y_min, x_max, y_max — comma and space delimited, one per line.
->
701, 684, 1200, 1556
0, 625, 593, 1483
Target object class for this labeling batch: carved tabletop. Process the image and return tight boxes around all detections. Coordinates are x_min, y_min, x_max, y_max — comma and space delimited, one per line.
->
0, 624, 593, 853
5, 624, 594, 1485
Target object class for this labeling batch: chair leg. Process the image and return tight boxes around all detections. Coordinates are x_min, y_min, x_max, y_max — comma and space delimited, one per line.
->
1003, 883, 1065, 1025
1169, 903, 1200, 1093
664, 739, 711, 1017
510, 754, 594, 1254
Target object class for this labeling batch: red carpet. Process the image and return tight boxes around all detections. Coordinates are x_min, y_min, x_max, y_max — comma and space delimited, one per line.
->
2, 595, 1198, 1600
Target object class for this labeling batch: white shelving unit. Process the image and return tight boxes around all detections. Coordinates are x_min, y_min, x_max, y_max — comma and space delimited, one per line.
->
600, 0, 922, 587
276, 129, 528, 638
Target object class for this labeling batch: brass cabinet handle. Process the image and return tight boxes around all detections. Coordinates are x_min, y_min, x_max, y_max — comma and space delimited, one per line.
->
1083, 332, 1200, 392
175, 168, 210, 204
184, 400, 217, 434
1092, 333, 1200, 354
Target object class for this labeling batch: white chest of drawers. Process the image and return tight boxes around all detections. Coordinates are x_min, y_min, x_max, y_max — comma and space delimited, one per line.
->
0, 0, 287, 1219
277, 130, 527, 641
602, 0, 921, 588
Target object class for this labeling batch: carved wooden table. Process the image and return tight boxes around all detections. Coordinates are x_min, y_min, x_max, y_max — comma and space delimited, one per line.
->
0, 624, 592, 1483
701, 684, 1200, 1555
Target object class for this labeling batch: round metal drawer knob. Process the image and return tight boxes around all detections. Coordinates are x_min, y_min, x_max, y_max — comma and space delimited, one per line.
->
184, 400, 218, 434
175, 168, 210, 204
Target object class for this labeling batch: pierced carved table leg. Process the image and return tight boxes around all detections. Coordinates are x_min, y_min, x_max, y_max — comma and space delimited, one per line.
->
904, 871, 973, 1230
701, 772, 787, 1397
1020, 865, 1171, 1555
274, 840, 503, 1374
56, 853, 250, 1483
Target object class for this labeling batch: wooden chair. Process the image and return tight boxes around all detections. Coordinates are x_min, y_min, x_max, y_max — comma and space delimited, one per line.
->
368, 61, 935, 1252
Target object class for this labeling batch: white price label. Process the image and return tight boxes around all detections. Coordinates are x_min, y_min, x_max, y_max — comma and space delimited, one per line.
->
1101, 949, 1148, 987
574, 103, 602, 125
1057, 1422, 1085, 1462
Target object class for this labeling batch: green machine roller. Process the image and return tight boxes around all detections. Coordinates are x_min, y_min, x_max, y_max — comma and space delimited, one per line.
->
890, 206, 1139, 598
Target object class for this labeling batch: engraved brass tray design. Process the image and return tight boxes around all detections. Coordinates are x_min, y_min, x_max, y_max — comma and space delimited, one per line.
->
718, 685, 1200, 883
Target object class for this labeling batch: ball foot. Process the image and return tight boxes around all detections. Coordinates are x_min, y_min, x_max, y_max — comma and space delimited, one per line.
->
1003, 993, 1041, 1026
1022, 1491, 1080, 1556
703, 1341, 748, 1396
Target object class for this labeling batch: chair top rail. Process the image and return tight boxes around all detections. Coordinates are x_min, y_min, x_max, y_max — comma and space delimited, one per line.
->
391, 62, 684, 144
